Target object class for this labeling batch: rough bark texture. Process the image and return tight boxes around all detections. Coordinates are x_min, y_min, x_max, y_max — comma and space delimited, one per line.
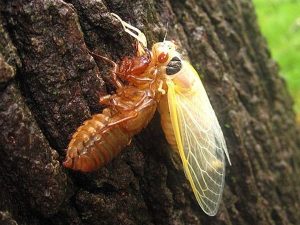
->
0, 1, 299, 225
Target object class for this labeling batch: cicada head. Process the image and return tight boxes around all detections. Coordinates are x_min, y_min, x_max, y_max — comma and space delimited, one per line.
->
152, 42, 182, 78
152, 41, 196, 90
152, 41, 177, 66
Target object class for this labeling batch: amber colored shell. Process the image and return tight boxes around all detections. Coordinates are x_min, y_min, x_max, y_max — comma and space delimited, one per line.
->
64, 109, 132, 172
64, 53, 162, 172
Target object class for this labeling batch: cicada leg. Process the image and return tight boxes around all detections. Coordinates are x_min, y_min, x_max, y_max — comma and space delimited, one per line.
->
107, 111, 138, 128
88, 50, 123, 89
99, 94, 113, 106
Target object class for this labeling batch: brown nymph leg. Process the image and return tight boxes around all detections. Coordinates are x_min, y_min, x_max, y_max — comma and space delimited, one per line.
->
88, 50, 123, 89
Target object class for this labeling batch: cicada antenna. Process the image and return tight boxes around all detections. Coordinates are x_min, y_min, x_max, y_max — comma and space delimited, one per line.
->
163, 22, 169, 42
111, 13, 147, 48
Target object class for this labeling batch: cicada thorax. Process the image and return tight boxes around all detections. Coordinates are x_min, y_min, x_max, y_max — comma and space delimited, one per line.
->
117, 50, 151, 83
64, 50, 162, 172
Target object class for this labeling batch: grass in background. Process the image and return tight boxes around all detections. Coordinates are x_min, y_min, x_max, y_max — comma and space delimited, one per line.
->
253, 0, 300, 115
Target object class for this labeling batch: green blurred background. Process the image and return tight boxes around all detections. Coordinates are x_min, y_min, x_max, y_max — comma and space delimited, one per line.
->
253, 0, 300, 117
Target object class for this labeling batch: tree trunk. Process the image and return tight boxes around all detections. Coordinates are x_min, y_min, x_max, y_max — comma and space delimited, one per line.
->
0, 1, 299, 225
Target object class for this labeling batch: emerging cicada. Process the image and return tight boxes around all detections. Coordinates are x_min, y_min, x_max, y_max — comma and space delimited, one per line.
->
64, 13, 231, 216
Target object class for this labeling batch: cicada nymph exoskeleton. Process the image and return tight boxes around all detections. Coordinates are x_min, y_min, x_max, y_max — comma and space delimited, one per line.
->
64, 14, 167, 172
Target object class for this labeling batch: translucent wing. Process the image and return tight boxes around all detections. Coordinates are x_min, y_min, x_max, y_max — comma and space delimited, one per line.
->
167, 62, 231, 216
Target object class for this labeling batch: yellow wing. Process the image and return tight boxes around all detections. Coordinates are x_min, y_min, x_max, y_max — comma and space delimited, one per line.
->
167, 62, 231, 216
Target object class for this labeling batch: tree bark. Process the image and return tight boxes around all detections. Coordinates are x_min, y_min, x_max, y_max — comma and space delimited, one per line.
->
0, 1, 299, 225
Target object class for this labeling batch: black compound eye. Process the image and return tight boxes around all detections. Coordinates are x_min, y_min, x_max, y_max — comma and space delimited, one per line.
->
166, 56, 182, 75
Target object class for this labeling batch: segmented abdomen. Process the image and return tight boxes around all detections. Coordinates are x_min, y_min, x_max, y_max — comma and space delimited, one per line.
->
64, 109, 131, 172
159, 95, 178, 152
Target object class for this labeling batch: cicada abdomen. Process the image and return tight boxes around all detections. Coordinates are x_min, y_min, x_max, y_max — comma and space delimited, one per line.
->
64, 108, 130, 172
64, 81, 159, 172
158, 94, 177, 151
